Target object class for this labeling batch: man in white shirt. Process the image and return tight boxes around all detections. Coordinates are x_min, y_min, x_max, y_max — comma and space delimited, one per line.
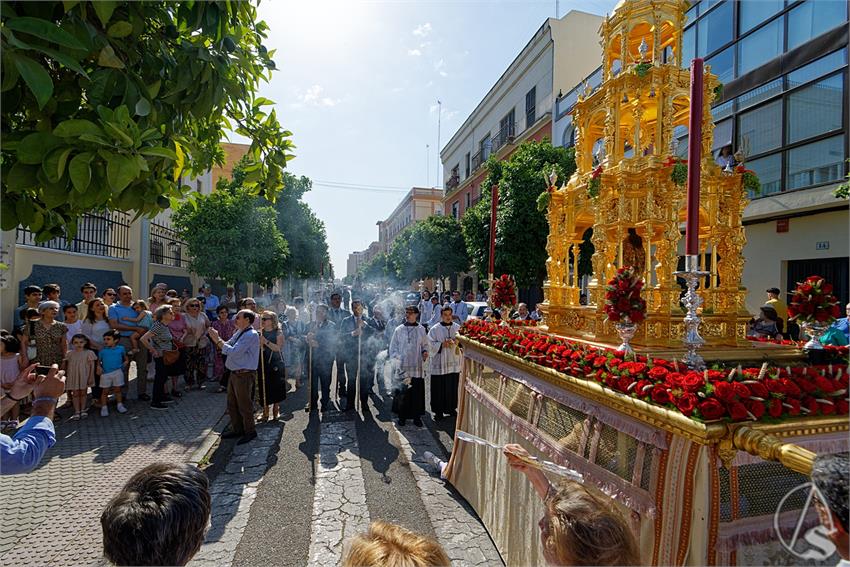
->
449, 291, 468, 324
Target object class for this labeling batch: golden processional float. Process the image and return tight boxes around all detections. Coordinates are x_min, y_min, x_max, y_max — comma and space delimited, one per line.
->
444, 1, 849, 565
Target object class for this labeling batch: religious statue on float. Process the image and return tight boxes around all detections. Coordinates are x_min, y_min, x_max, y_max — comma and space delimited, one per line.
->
541, 0, 753, 349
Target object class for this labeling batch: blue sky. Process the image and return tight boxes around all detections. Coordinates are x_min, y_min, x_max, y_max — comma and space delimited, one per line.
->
245, 0, 617, 276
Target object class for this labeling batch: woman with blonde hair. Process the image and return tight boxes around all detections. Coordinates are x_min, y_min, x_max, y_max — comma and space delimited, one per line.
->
342, 520, 449, 567
504, 443, 640, 566
259, 310, 286, 421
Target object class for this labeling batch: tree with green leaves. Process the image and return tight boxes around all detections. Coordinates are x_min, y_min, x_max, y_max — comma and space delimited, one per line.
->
269, 173, 331, 280
172, 167, 288, 290
1, 1, 294, 241
389, 215, 469, 283
358, 251, 397, 287
461, 140, 576, 288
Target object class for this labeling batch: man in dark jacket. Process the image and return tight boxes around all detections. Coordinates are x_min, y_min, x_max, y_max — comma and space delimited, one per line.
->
327, 292, 351, 400
339, 300, 379, 412
307, 305, 337, 412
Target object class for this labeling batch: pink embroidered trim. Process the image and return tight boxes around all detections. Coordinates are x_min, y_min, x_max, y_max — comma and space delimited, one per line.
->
466, 349, 669, 449
465, 379, 658, 518
716, 509, 820, 551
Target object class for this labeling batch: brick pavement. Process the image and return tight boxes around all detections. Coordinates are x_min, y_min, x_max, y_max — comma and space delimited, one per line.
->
189, 423, 283, 567
0, 387, 226, 566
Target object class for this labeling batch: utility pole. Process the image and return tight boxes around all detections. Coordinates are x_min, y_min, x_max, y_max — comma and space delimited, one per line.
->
436, 99, 442, 189
426, 144, 430, 187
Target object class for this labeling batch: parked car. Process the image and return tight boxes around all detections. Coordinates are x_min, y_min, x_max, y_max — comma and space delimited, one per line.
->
404, 292, 420, 307
466, 302, 489, 320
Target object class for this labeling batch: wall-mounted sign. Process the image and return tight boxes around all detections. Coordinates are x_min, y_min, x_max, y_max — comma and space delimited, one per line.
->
816, 241, 830, 250
776, 218, 789, 233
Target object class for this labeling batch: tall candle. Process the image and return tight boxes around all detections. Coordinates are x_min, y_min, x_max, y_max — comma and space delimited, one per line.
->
488, 184, 499, 277
685, 58, 704, 257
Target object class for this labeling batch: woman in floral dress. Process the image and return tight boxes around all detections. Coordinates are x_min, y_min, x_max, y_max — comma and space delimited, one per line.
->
23, 301, 67, 367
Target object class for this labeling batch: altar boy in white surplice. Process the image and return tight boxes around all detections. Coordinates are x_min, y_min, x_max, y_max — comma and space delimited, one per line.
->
427, 306, 462, 421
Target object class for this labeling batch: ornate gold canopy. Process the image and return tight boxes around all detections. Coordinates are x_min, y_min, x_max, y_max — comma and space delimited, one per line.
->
543, 0, 750, 348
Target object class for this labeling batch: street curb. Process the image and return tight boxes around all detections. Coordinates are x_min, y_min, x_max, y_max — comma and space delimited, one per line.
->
188, 411, 229, 466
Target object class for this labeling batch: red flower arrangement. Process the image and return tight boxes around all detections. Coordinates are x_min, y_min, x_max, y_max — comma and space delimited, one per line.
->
788, 275, 841, 324
604, 266, 647, 324
587, 165, 603, 198
491, 274, 517, 311
507, 319, 538, 327
735, 164, 761, 195
460, 320, 849, 423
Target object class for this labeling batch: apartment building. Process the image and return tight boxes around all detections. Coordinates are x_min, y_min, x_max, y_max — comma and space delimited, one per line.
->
376, 187, 444, 253
347, 250, 367, 279
552, 0, 849, 313
440, 10, 603, 221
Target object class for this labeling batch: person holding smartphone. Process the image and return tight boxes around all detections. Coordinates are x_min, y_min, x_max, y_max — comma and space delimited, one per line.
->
1, 364, 66, 475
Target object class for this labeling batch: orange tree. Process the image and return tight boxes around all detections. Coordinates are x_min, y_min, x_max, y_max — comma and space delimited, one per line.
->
1, 1, 293, 241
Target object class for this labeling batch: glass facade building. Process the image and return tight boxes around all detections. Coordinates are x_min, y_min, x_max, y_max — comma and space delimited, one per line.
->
682, 0, 848, 199
556, 0, 848, 200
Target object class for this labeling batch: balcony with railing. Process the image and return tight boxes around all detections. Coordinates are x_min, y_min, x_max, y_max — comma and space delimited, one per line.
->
150, 220, 188, 268
555, 65, 603, 119
445, 174, 460, 191
491, 120, 516, 153
15, 211, 131, 259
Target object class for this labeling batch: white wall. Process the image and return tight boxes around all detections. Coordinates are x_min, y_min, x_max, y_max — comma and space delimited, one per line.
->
742, 209, 849, 313
441, 25, 554, 186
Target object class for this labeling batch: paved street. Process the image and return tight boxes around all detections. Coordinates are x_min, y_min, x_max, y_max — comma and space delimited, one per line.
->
3, 365, 501, 566
194, 372, 503, 567
0, 372, 226, 566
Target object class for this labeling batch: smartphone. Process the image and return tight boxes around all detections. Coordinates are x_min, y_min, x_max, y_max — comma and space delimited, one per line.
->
35, 365, 52, 375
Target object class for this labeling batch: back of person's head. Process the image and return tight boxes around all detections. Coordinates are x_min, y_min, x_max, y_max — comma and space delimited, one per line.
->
544, 480, 639, 566
342, 520, 450, 567
812, 453, 849, 534
1, 331, 21, 354
101, 463, 210, 566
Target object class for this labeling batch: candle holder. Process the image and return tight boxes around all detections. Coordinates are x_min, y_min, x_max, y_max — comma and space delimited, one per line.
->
674, 255, 708, 370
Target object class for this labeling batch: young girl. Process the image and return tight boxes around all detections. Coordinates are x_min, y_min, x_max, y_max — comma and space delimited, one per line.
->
64, 334, 97, 420
125, 300, 153, 354
1, 331, 25, 423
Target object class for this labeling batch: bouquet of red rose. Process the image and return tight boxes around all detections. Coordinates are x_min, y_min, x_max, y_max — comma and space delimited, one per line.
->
788, 275, 841, 324
491, 274, 517, 311
604, 266, 647, 323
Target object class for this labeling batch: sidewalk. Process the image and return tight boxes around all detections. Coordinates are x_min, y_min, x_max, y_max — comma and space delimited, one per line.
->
0, 382, 226, 566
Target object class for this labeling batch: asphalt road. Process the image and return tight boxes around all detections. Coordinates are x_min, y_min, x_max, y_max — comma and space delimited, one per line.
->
213, 367, 495, 567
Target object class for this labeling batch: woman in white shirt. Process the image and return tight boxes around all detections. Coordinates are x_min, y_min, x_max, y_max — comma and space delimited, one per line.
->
182, 299, 210, 389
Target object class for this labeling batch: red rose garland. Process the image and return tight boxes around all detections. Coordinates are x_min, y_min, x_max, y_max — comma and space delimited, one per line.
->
604, 266, 647, 324
788, 275, 841, 324
460, 320, 849, 423
491, 274, 517, 311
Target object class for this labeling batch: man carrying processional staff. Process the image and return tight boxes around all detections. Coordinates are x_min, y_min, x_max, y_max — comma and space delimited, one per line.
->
339, 299, 379, 412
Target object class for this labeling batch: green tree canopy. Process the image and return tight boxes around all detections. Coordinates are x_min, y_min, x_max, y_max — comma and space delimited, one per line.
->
1, 1, 294, 241
461, 140, 576, 288
269, 172, 330, 280
389, 215, 469, 282
172, 169, 288, 289
358, 251, 397, 286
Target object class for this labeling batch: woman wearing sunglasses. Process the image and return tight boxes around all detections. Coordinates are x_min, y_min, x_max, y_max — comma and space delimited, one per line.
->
259, 311, 286, 420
